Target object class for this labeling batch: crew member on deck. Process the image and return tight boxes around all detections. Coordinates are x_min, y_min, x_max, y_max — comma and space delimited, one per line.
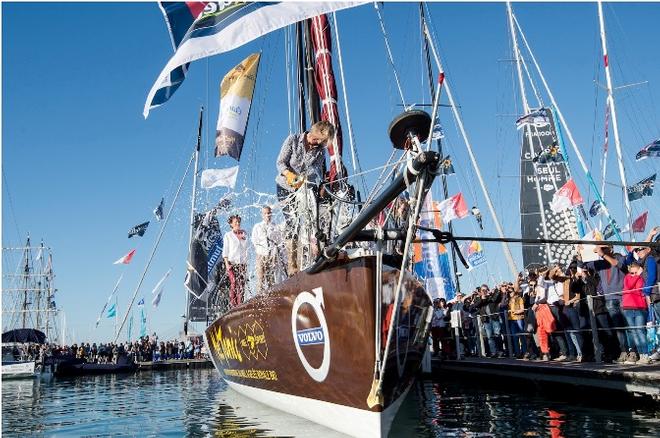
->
251, 205, 282, 294
223, 215, 248, 307
275, 120, 335, 275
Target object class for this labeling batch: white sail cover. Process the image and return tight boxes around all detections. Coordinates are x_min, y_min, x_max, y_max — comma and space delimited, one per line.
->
144, 1, 366, 117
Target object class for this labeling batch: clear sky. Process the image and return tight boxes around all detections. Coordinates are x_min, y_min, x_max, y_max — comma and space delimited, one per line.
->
3, 1, 659, 344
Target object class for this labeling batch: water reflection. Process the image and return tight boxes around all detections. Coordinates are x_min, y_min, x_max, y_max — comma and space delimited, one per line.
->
2, 369, 659, 437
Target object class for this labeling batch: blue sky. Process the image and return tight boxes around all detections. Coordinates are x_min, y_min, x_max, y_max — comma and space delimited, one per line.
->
3, 2, 659, 343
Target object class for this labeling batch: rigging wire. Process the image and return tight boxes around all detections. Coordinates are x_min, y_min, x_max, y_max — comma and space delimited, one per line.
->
332, 12, 367, 195
114, 150, 196, 343
373, 2, 406, 106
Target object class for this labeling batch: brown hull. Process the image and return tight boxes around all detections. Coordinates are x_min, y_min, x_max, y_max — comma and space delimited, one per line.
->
204, 255, 432, 437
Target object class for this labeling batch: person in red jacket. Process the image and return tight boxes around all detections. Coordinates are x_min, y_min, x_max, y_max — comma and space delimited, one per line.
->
621, 261, 650, 364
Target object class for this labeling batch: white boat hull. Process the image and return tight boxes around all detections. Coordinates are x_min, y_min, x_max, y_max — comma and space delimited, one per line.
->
226, 379, 411, 438
2, 361, 37, 380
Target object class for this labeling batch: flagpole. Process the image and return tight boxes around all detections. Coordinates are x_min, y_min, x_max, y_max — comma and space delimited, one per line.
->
185, 106, 204, 336
114, 295, 118, 340
597, 1, 633, 237
113, 145, 197, 343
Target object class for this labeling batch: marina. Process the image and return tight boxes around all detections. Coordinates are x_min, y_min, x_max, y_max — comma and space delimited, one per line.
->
3, 1, 660, 437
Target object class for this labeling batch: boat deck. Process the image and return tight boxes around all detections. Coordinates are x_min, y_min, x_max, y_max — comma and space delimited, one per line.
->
429, 357, 660, 401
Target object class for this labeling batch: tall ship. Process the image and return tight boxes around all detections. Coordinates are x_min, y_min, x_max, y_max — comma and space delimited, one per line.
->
2, 236, 62, 378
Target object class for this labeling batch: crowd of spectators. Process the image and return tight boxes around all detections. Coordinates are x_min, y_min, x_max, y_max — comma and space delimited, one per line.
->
431, 228, 660, 365
4, 334, 208, 365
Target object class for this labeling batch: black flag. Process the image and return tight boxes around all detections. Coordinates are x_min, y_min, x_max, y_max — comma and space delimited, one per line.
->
154, 198, 164, 221
128, 221, 150, 238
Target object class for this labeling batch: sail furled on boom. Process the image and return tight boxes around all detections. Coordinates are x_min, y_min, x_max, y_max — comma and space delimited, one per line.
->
215, 53, 260, 160
144, 1, 366, 118
519, 108, 578, 268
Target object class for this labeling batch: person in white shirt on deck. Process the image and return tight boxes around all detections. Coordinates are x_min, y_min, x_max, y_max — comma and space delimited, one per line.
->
223, 215, 248, 308
251, 205, 282, 294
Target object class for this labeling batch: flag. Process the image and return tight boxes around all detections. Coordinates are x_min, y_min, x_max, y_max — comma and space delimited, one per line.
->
137, 297, 145, 306
215, 53, 260, 160
549, 178, 583, 213
147, 2, 208, 115
139, 307, 147, 338
113, 249, 136, 265
635, 139, 660, 161
603, 221, 620, 240
439, 155, 455, 175
107, 303, 116, 318
460, 241, 487, 270
127, 313, 134, 342
128, 221, 150, 238
35, 247, 43, 262
532, 142, 565, 164
632, 211, 648, 233
627, 174, 656, 202
201, 166, 239, 189
151, 268, 172, 308
589, 200, 604, 217
431, 123, 445, 140
516, 108, 550, 130
436, 193, 469, 223
144, 1, 365, 117
413, 192, 455, 300
154, 198, 164, 221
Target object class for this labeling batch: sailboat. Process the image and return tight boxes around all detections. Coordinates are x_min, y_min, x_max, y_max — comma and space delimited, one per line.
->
2, 237, 61, 378
127, 2, 520, 437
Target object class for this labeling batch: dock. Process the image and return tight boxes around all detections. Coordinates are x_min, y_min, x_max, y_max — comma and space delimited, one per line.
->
137, 358, 213, 371
431, 357, 660, 401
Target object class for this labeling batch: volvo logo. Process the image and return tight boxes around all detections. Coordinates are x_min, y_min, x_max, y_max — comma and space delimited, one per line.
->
291, 287, 331, 382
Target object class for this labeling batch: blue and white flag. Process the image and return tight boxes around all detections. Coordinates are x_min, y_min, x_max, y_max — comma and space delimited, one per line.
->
154, 198, 164, 221
148, 2, 208, 115
635, 139, 660, 161
627, 174, 656, 202
152, 268, 172, 308
589, 200, 604, 217
515, 108, 551, 130
137, 297, 145, 306
144, 1, 365, 117
107, 303, 116, 318
602, 220, 620, 240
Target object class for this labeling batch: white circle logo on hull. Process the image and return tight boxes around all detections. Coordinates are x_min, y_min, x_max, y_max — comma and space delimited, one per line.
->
291, 287, 330, 382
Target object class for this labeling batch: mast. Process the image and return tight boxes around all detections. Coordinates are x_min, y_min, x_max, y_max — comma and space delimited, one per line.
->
422, 18, 518, 278
420, 4, 460, 293
507, 2, 552, 265
22, 236, 31, 329
184, 106, 204, 335
296, 22, 307, 132
510, 11, 625, 243
597, 1, 633, 235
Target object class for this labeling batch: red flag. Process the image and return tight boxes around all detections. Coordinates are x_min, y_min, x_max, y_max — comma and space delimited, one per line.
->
436, 193, 469, 223
113, 249, 136, 265
632, 211, 648, 233
549, 179, 583, 213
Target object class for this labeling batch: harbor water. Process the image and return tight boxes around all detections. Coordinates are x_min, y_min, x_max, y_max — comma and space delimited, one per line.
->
2, 368, 658, 437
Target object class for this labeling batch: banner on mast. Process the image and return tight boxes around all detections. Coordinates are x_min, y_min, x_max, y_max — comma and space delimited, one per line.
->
519, 108, 578, 268
413, 193, 455, 301
215, 53, 260, 160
